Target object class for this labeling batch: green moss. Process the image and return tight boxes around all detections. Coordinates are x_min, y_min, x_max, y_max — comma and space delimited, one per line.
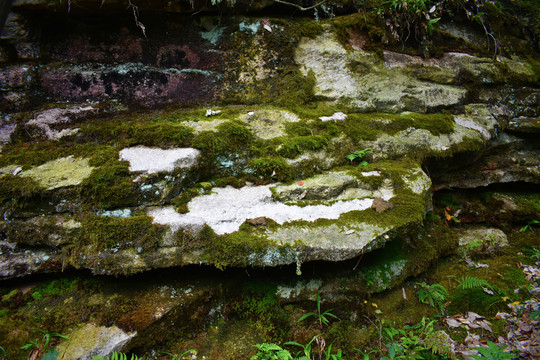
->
331, 12, 386, 50
79, 120, 193, 148
250, 156, 295, 182
88, 146, 120, 167
231, 284, 289, 339
0, 174, 43, 210
79, 215, 165, 251
277, 135, 329, 158
0, 143, 65, 168
339, 112, 455, 144
79, 160, 136, 209
216, 120, 253, 150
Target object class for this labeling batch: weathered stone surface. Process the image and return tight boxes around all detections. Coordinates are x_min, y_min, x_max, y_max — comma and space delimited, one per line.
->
40, 64, 219, 107
55, 323, 136, 360
0, 123, 16, 149
21, 156, 94, 190
0, 65, 32, 88
0, 241, 62, 278
295, 29, 467, 113
240, 110, 300, 139
119, 146, 200, 174
508, 117, 540, 134
26, 105, 96, 140
457, 226, 508, 255
432, 132, 540, 189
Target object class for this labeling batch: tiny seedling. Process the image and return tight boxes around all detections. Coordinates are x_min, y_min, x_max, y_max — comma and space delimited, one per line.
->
162, 349, 197, 360
297, 293, 339, 328
346, 148, 373, 167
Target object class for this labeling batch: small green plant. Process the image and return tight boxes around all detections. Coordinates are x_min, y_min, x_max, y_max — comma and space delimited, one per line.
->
520, 220, 539, 233
93, 352, 138, 360
284, 335, 320, 360
251, 343, 294, 360
470, 341, 516, 360
162, 349, 197, 360
21, 330, 68, 360
297, 293, 339, 328
416, 283, 447, 313
346, 148, 373, 166
526, 247, 540, 261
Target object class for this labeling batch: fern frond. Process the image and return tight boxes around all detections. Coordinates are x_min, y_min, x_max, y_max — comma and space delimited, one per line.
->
457, 276, 492, 290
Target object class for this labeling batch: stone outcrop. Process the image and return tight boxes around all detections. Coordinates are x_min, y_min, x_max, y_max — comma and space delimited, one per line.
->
0, 5, 538, 281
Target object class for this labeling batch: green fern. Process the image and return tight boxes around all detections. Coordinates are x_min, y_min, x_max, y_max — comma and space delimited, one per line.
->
456, 276, 492, 290
92, 352, 138, 360
416, 283, 448, 313
251, 343, 293, 360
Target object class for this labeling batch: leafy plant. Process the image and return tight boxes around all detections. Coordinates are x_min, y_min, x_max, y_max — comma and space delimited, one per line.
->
377, 317, 456, 360
526, 247, 540, 261
346, 148, 373, 167
251, 343, 294, 360
92, 352, 138, 360
456, 276, 493, 291
416, 283, 447, 313
470, 341, 516, 360
162, 349, 197, 360
297, 293, 339, 328
284, 335, 320, 360
21, 330, 68, 360
520, 220, 539, 233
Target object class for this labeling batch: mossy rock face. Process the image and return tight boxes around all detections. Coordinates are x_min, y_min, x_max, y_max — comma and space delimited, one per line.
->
295, 28, 468, 113
55, 323, 136, 360
456, 226, 509, 256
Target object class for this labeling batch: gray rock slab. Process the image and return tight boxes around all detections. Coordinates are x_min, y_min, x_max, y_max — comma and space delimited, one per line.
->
55, 323, 136, 360
119, 146, 200, 174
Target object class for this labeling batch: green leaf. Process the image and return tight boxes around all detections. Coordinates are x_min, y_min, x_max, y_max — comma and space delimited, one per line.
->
297, 312, 316, 322
42, 349, 60, 360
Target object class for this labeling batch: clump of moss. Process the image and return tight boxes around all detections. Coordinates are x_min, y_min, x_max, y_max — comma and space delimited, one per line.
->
216, 120, 253, 150
79, 215, 165, 251
88, 146, 120, 167
79, 160, 136, 209
331, 12, 386, 52
231, 283, 290, 339
79, 121, 193, 148
0, 174, 43, 210
277, 135, 329, 158
250, 156, 295, 182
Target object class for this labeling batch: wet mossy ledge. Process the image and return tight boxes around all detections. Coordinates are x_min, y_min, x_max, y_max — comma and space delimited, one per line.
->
0, 100, 517, 277
1, 11, 539, 278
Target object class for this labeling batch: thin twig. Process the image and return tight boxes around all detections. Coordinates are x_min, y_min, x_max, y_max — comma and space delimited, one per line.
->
127, 0, 147, 38
273, 0, 327, 11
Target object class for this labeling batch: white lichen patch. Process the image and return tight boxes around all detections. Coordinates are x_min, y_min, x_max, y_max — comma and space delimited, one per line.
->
119, 146, 200, 174
148, 185, 377, 235
21, 156, 94, 190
